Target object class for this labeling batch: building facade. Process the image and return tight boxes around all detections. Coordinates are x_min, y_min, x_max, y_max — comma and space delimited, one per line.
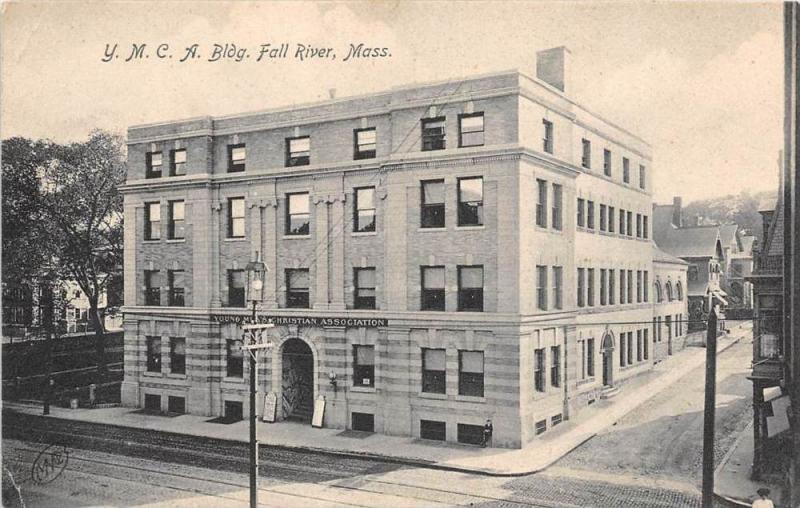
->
121, 48, 678, 448
652, 246, 689, 360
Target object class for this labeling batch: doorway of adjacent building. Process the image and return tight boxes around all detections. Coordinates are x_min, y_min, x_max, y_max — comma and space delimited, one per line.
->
281, 338, 314, 422
601, 332, 614, 387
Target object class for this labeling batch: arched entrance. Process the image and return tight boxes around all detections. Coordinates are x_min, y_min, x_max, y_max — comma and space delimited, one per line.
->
600, 332, 615, 387
281, 338, 314, 422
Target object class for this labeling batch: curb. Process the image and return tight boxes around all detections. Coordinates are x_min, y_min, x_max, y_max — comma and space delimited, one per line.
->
4, 332, 747, 478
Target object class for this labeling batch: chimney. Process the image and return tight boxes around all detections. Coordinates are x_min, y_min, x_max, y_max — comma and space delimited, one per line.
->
535, 46, 571, 93
672, 196, 682, 227
328, 88, 336, 99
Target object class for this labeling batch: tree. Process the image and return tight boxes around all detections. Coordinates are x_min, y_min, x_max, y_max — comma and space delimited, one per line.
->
2, 130, 125, 375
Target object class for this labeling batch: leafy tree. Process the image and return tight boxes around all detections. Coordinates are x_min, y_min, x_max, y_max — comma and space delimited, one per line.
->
2, 131, 125, 375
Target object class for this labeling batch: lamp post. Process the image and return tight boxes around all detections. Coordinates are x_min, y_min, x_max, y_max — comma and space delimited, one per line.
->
244, 252, 267, 508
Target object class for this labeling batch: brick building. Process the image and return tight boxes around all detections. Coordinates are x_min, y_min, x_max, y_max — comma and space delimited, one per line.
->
120, 47, 679, 448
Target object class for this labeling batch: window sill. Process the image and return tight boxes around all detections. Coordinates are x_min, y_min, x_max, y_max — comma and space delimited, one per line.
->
224, 237, 247, 242
143, 239, 161, 244
417, 227, 447, 233
455, 225, 484, 231
455, 395, 486, 403
143, 371, 163, 378
166, 239, 186, 243
351, 231, 378, 237
576, 377, 596, 387
166, 373, 187, 379
223, 377, 245, 384
418, 391, 447, 400
350, 385, 376, 393
282, 235, 311, 240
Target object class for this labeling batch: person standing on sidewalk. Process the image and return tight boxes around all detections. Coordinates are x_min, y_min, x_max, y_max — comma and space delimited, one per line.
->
752, 487, 774, 508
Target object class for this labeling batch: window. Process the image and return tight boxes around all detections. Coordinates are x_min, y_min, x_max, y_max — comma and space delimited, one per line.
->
226, 339, 243, 377
146, 151, 163, 178
145, 270, 161, 306
458, 113, 484, 147
608, 207, 615, 233
535, 419, 548, 435
228, 197, 245, 238
627, 333, 633, 365
353, 345, 375, 387
636, 270, 642, 303
168, 200, 185, 240
643, 329, 649, 359
636, 213, 642, 238
146, 336, 161, 372
536, 265, 548, 310
619, 208, 626, 236
619, 270, 626, 304
170, 337, 186, 374
586, 338, 595, 377
457, 424, 484, 445
666, 281, 674, 301
636, 330, 642, 362
552, 266, 563, 310
170, 149, 186, 176
457, 266, 483, 311
168, 396, 185, 414
599, 204, 607, 232
534, 348, 545, 392
581, 139, 591, 168
688, 265, 698, 281
354, 268, 376, 310
619, 333, 626, 367
228, 144, 246, 172
643, 271, 649, 302
603, 149, 612, 176
655, 280, 663, 303
354, 128, 376, 160
144, 394, 161, 412
145, 202, 161, 241
457, 177, 483, 226
622, 157, 630, 183
421, 180, 445, 228
227, 269, 245, 307
600, 269, 607, 305
577, 198, 585, 228
551, 184, 564, 230
627, 269, 633, 303
643, 215, 649, 239
286, 136, 310, 167
353, 187, 376, 233
422, 348, 446, 394
550, 345, 561, 387
421, 117, 446, 151
587, 268, 595, 306
542, 119, 554, 154
536, 179, 548, 227
609, 269, 616, 305
639, 164, 646, 190
286, 192, 310, 235
577, 268, 585, 307
626, 211, 633, 236
458, 350, 484, 397
168, 269, 185, 307
286, 269, 310, 308
421, 266, 445, 311
420, 420, 446, 441
586, 201, 595, 230
676, 281, 683, 300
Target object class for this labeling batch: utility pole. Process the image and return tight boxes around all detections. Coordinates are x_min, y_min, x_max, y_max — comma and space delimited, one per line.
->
701, 307, 718, 508
249, 299, 258, 508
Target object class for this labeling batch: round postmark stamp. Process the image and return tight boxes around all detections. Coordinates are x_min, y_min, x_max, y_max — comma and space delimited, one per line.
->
30, 444, 69, 485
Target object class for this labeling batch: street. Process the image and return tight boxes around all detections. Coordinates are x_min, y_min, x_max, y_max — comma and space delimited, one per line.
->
2, 333, 753, 507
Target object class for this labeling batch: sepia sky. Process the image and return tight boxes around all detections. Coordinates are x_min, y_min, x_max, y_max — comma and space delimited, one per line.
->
0, 1, 784, 203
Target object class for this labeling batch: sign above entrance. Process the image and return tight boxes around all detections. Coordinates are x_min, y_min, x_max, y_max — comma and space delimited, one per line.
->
211, 313, 388, 327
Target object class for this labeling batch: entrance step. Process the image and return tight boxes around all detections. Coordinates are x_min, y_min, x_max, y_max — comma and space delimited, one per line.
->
286, 402, 313, 423
600, 385, 621, 399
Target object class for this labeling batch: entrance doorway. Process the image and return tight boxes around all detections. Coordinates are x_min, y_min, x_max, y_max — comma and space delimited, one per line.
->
601, 332, 614, 387
281, 339, 314, 422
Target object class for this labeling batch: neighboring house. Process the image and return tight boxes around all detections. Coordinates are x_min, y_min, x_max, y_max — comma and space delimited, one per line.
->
728, 233, 755, 309
746, 189, 787, 480
653, 197, 728, 330
652, 245, 689, 360
122, 46, 675, 448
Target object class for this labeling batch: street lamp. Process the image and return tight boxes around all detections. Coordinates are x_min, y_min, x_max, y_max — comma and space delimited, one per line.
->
244, 252, 268, 508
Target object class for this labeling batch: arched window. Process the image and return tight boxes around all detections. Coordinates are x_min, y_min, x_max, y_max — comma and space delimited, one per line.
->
666, 281, 674, 301
654, 281, 663, 303
676, 281, 683, 301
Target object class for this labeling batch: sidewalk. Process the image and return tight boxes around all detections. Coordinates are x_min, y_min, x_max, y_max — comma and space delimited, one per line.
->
715, 422, 786, 507
3, 329, 743, 477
